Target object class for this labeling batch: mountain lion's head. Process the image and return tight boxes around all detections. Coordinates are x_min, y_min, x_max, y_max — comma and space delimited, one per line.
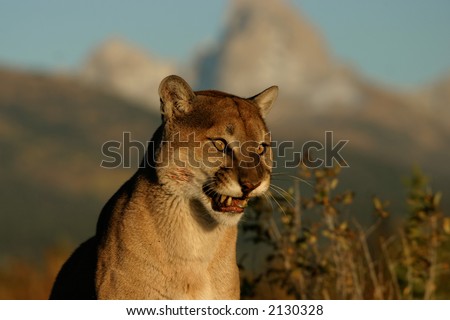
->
148, 75, 278, 226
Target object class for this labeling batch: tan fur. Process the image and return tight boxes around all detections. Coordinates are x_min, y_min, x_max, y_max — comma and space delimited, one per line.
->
50, 75, 278, 299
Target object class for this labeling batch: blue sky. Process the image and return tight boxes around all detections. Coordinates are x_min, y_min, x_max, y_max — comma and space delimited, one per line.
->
0, 0, 449, 87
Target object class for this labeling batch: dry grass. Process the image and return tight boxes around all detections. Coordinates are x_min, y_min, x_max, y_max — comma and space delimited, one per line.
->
0, 245, 70, 299
239, 165, 450, 299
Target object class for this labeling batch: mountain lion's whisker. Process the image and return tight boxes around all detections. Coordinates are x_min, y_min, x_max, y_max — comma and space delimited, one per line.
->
269, 184, 295, 207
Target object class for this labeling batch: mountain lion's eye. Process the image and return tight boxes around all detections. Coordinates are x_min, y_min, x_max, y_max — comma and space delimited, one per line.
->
256, 144, 267, 155
213, 139, 226, 152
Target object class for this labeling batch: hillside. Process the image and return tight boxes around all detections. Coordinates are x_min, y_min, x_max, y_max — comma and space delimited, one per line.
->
267, 78, 450, 223
0, 68, 160, 261
0, 66, 449, 266
1, 0, 449, 263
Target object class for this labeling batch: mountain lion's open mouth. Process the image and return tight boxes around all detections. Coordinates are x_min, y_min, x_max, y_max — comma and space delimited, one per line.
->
203, 188, 249, 214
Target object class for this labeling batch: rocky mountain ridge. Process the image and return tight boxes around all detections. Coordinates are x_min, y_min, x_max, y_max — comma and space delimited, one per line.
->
77, 0, 449, 119
77, 0, 366, 112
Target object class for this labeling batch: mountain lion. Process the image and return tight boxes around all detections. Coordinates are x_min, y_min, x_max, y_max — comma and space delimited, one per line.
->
50, 75, 278, 299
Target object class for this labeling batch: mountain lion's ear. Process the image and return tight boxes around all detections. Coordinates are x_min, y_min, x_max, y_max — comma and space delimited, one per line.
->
158, 75, 195, 119
249, 86, 279, 118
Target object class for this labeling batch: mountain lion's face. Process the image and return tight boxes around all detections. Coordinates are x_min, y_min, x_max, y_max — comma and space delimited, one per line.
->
155, 76, 278, 225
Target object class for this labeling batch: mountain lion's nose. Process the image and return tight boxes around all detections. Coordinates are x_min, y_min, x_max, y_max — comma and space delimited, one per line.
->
240, 181, 261, 195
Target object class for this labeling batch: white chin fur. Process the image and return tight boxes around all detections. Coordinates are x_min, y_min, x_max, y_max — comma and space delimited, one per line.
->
209, 210, 244, 226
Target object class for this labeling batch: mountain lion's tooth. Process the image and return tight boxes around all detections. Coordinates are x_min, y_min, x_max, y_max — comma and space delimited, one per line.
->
237, 199, 248, 208
226, 196, 232, 206
220, 195, 227, 203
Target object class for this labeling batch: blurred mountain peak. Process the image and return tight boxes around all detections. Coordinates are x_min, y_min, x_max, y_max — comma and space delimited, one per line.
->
194, 0, 363, 110
79, 37, 176, 111
198, 0, 332, 92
